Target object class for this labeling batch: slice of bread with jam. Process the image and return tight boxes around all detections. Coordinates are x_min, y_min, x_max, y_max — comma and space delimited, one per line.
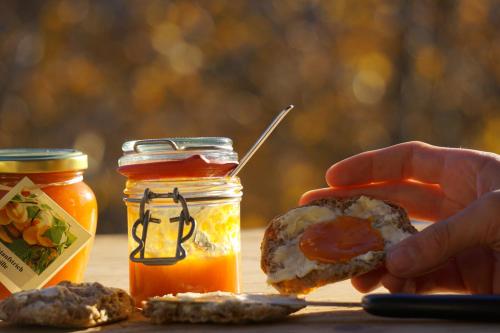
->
261, 196, 417, 295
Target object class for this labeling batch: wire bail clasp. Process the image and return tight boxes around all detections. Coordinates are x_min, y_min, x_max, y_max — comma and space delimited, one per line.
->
129, 187, 196, 265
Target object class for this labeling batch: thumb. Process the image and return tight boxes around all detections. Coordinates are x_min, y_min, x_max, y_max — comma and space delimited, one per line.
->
386, 190, 500, 278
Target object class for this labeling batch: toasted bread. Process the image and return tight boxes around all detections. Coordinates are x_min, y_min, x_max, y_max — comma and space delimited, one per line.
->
261, 196, 417, 294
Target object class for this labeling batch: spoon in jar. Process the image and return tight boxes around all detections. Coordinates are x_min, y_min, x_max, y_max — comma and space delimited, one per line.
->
229, 105, 294, 178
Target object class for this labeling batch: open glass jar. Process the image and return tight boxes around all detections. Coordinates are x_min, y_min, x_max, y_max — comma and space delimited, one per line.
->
118, 138, 242, 304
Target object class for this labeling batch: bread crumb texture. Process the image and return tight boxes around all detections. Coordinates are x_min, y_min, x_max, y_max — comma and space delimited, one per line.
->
0, 281, 134, 328
261, 196, 417, 294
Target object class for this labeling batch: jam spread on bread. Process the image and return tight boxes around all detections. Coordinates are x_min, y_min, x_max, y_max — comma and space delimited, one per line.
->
299, 216, 385, 263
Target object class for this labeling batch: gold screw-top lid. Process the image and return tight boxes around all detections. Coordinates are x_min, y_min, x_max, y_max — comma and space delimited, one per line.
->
0, 149, 88, 173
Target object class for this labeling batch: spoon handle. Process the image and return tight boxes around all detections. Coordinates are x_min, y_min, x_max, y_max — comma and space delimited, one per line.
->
229, 105, 294, 177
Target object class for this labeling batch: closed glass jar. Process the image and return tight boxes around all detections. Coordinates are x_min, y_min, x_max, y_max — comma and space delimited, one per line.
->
0, 149, 97, 299
118, 138, 242, 304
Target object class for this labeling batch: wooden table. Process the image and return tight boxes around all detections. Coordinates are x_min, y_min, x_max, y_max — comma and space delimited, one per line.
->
1, 229, 499, 332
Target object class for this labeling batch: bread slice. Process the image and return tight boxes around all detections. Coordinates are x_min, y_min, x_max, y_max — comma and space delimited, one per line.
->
0, 281, 135, 328
143, 292, 305, 324
261, 196, 417, 295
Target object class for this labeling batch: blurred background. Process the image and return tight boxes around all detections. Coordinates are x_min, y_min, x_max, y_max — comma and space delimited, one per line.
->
0, 0, 499, 233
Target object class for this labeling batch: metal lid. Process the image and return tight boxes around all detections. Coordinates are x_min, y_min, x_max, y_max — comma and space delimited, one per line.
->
118, 137, 238, 167
0, 149, 88, 173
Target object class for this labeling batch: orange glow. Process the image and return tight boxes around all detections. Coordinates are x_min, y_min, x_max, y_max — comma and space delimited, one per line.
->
130, 253, 239, 305
0, 172, 97, 299
299, 216, 384, 263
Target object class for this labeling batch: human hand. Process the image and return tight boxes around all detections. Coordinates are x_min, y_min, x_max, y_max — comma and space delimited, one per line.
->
300, 141, 500, 294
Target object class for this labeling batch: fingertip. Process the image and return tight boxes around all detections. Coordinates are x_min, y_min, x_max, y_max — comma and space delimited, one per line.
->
298, 188, 337, 205
325, 162, 346, 187
350, 268, 385, 293
351, 277, 373, 293
298, 191, 315, 205
298, 190, 324, 205
325, 154, 372, 187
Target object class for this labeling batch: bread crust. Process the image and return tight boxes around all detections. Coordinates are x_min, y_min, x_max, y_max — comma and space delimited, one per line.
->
0, 281, 135, 328
261, 196, 417, 294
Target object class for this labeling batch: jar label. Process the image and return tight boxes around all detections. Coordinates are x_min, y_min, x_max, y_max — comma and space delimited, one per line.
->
0, 177, 92, 292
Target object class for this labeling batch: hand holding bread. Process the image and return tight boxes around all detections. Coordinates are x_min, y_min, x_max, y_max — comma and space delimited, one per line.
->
261, 196, 417, 294
300, 141, 500, 294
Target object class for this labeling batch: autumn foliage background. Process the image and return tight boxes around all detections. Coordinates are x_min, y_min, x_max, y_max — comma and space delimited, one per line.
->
0, 1, 499, 233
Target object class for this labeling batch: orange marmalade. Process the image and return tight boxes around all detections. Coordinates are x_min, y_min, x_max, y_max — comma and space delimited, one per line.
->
118, 138, 242, 304
299, 216, 384, 263
0, 149, 97, 299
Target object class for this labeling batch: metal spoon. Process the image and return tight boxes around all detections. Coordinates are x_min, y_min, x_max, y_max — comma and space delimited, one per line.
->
229, 105, 294, 177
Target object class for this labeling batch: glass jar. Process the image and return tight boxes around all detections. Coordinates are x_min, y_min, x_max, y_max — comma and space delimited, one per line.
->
0, 149, 97, 299
118, 138, 242, 304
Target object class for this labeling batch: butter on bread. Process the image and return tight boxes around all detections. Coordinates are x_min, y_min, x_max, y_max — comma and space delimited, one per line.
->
261, 196, 417, 294
143, 291, 305, 324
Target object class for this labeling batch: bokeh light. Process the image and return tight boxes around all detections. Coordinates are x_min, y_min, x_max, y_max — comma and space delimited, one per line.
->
0, 0, 499, 233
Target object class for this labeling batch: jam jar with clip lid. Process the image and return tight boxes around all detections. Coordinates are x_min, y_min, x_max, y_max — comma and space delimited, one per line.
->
118, 138, 242, 304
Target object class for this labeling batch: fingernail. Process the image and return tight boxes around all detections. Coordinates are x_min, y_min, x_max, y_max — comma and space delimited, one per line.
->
386, 246, 415, 275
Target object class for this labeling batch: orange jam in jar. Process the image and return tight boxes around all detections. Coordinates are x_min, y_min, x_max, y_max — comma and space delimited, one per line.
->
0, 149, 97, 299
118, 138, 242, 304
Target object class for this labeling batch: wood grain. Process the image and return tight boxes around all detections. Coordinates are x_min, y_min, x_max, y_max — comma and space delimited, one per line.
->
0, 229, 497, 332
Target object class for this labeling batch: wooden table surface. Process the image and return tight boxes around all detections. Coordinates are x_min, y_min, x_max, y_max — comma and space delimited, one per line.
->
1, 229, 499, 332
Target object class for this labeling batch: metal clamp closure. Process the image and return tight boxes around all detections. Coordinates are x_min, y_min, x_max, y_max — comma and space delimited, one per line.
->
133, 139, 227, 153
133, 139, 179, 152
129, 188, 196, 265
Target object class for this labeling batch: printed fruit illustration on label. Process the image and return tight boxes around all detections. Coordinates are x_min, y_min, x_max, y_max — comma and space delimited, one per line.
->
0, 177, 92, 293
0, 191, 77, 274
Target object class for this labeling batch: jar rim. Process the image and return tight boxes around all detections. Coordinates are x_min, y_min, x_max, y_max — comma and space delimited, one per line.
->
0, 149, 88, 173
124, 177, 243, 204
118, 137, 238, 168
